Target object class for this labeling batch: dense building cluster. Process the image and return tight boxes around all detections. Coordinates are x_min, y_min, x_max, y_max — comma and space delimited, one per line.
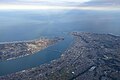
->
0, 38, 62, 61
0, 32, 120, 80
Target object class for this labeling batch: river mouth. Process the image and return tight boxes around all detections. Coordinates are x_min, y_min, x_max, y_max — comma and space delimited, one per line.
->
0, 10, 120, 77
0, 34, 73, 76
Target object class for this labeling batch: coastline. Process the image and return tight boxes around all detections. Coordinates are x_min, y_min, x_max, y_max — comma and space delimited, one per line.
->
0, 32, 120, 80
0, 37, 64, 61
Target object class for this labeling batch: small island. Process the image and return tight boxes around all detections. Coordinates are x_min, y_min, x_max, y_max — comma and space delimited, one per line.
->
0, 37, 64, 61
0, 32, 120, 80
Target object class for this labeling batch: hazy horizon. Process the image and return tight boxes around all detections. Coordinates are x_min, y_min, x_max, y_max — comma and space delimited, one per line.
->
0, 0, 120, 10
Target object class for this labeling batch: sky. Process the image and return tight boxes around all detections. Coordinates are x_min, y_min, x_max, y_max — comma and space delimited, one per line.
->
84, 0, 120, 6
0, 0, 120, 10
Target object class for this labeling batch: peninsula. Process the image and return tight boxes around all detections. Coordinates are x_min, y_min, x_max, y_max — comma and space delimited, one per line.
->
0, 37, 64, 61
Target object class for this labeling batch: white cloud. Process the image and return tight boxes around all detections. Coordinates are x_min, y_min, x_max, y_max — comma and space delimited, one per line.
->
0, 4, 120, 11
18, 0, 91, 3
